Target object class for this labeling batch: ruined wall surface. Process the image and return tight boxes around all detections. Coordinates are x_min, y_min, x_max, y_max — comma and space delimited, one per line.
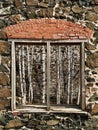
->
0, 0, 98, 113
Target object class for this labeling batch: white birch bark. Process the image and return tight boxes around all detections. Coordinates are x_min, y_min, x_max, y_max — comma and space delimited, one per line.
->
57, 46, 61, 104
27, 46, 33, 103
71, 47, 74, 104
41, 46, 46, 104
67, 46, 71, 104
30, 46, 34, 102
77, 50, 80, 105
18, 45, 24, 104
0, 54, 1, 64
22, 45, 26, 105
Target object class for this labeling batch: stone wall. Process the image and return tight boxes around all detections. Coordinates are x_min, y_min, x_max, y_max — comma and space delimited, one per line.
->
0, 0, 98, 113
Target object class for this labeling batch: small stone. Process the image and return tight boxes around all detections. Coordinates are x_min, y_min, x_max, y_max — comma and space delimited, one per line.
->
9, 14, 25, 23
93, 6, 98, 13
63, 7, 71, 13
0, 114, 6, 125
26, 0, 38, 6
0, 88, 10, 97
85, 11, 98, 22
89, 93, 98, 101
14, 0, 22, 9
85, 43, 96, 50
1, 57, 10, 67
38, 2, 48, 8
0, 64, 9, 72
27, 119, 40, 128
86, 51, 98, 68
0, 31, 7, 40
40, 120, 46, 125
0, 125, 4, 130
26, 7, 36, 19
0, 73, 9, 86
47, 119, 59, 126
37, 8, 53, 17
0, 20, 6, 29
0, 41, 9, 53
0, 99, 10, 108
5, 118, 24, 129
92, 103, 98, 114
94, 31, 98, 38
72, 5, 84, 14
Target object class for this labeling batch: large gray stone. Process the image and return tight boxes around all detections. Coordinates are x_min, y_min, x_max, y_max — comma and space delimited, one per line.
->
5, 118, 24, 129
14, 0, 22, 9
86, 51, 98, 68
93, 6, 98, 13
85, 43, 96, 50
72, 5, 84, 14
26, 0, 38, 6
0, 73, 9, 86
85, 11, 98, 22
47, 119, 59, 126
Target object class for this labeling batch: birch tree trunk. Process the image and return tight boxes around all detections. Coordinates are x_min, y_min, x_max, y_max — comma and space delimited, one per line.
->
30, 46, 34, 102
57, 46, 61, 104
27, 46, 33, 103
71, 47, 74, 104
67, 46, 71, 104
18, 45, 24, 104
77, 66, 80, 105
77, 48, 81, 105
41, 46, 46, 104
22, 45, 26, 105
0, 54, 1, 64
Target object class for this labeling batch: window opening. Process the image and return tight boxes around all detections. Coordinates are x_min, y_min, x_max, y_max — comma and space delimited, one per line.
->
16, 44, 47, 108
12, 42, 84, 111
50, 44, 80, 106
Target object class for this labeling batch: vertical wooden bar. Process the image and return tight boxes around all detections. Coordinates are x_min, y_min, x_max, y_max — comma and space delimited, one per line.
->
47, 42, 50, 110
80, 42, 85, 110
11, 41, 16, 110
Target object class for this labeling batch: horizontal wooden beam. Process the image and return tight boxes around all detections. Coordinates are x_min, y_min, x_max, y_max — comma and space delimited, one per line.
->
8, 39, 88, 43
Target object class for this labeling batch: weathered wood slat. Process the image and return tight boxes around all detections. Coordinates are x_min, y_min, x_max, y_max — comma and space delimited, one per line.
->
80, 42, 85, 110
11, 41, 16, 110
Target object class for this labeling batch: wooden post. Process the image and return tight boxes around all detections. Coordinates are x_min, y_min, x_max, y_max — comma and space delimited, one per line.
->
47, 42, 50, 110
80, 42, 85, 110
11, 41, 16, 110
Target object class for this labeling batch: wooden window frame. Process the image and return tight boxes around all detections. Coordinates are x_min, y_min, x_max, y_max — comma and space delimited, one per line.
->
10, 39, 86, 112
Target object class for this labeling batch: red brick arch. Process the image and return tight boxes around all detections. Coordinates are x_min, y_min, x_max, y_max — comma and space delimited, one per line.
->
4, 18, 93, 40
